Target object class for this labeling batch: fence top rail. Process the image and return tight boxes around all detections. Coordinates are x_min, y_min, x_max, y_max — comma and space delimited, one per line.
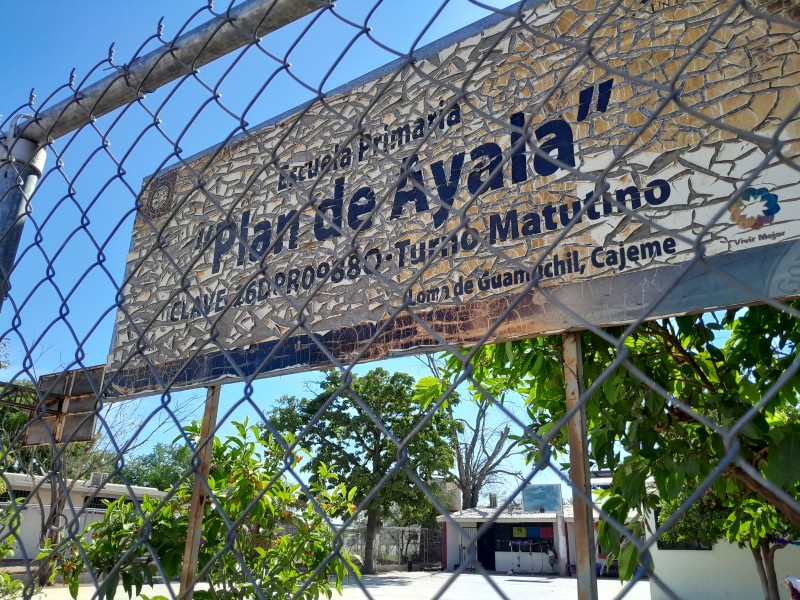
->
12, 0, 328, 147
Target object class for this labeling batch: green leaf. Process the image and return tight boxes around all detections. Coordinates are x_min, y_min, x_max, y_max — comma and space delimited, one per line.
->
531, 353, 543, 375
707, 344, 725, 363
765, 431, 800, 487
537, 420, 559, 438
739, 414, 769, 440
644, 392, 665, 415
122, 572, 132, 597
618, 543, 638, 581
665, 468, 684, 500
69, 576, 80, 599
621, 469, 647, 505
104, 571, 119, 600
676, 316, 695, 336
602, 379, 619, 405
683, 458, 700, 478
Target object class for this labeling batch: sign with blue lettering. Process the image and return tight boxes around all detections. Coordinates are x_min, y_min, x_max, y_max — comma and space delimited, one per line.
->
106, 0, 800, 397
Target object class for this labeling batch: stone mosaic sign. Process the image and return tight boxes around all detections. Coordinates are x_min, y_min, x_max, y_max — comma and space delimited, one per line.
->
106, 0, 800, 397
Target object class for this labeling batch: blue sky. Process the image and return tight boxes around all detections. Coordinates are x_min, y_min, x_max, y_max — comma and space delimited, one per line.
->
0, 0, 562, 498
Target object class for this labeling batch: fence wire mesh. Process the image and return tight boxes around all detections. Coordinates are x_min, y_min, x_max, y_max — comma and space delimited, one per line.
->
0, 0, 799, 599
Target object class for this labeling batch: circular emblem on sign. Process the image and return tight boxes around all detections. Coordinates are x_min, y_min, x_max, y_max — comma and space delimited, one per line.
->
147, 182, 173, 217
728, 187, 780, 229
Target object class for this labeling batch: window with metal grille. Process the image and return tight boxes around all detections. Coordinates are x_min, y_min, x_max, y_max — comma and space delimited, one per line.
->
0, 489, 31, 503
82, 496, 118, 510
656, 539, 713, 551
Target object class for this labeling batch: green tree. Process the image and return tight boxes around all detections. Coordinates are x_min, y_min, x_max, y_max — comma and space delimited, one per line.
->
266, 368, 457, 574
118, 442, 192, 490
48, 420, 358, 600
385, 479, 460, 529
431, 305, 800, 600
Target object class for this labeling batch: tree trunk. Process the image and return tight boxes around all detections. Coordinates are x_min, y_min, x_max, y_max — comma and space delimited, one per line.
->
38, 479, 68, 586
462, 486, 480, 510
403, 531, 413, 563
363, 506, 381, 575
749, 542, 773, 600
763, 541, 786, 600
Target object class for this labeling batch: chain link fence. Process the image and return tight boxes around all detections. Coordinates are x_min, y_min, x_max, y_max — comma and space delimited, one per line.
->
341, 526, 442, 569
0, 0, 799, 599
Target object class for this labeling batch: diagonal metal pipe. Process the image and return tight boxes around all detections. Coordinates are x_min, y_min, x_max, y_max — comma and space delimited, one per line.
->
0, 0, 327, 314
14, 0, 328, 145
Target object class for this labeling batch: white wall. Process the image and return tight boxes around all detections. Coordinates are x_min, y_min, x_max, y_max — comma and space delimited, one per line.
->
651, 539, 800, 600
2, 475, 166, 563
496, 550, 554, 574
556, 514, 568, 576
2, 504, 106, 560
444, 521, 460, 570
444, 522, 479, 570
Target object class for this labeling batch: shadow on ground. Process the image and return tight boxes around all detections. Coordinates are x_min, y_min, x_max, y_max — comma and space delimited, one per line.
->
345, 574, 414, 588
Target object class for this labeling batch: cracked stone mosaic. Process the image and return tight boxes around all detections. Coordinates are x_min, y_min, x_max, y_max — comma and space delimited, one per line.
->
106, 0, 800, 396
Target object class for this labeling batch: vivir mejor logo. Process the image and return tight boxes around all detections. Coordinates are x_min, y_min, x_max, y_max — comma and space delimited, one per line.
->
729, 187, 780, 229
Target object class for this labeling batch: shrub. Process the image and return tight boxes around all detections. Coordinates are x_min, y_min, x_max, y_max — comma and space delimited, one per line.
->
48, 420, 360, 599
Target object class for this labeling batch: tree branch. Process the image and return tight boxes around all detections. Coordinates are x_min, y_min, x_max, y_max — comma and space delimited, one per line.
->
649, 322, 719, 393
724, 465, 800, 530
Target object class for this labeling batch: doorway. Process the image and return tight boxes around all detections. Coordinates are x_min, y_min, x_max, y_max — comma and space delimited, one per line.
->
476, 527, 496, 571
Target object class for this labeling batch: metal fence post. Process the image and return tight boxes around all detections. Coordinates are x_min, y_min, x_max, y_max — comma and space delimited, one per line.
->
180, 384, 221, 599
563, 332, 598, 600
0, 134, 46, 313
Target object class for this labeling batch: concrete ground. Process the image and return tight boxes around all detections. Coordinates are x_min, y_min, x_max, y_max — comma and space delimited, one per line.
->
37, 571, 651, 599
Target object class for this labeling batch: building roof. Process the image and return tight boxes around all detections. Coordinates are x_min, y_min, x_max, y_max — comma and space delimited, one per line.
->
2, 471, 166, 499
437, 504, 575, 523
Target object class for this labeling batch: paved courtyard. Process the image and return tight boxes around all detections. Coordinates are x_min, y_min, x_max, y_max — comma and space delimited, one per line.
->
40, 571, 651, 599
339, 572, 651, 599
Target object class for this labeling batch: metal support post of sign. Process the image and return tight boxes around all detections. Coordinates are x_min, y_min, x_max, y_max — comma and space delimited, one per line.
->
180, 385, 221, 600
563, 332, 598, 600
0, 136, 46, 313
